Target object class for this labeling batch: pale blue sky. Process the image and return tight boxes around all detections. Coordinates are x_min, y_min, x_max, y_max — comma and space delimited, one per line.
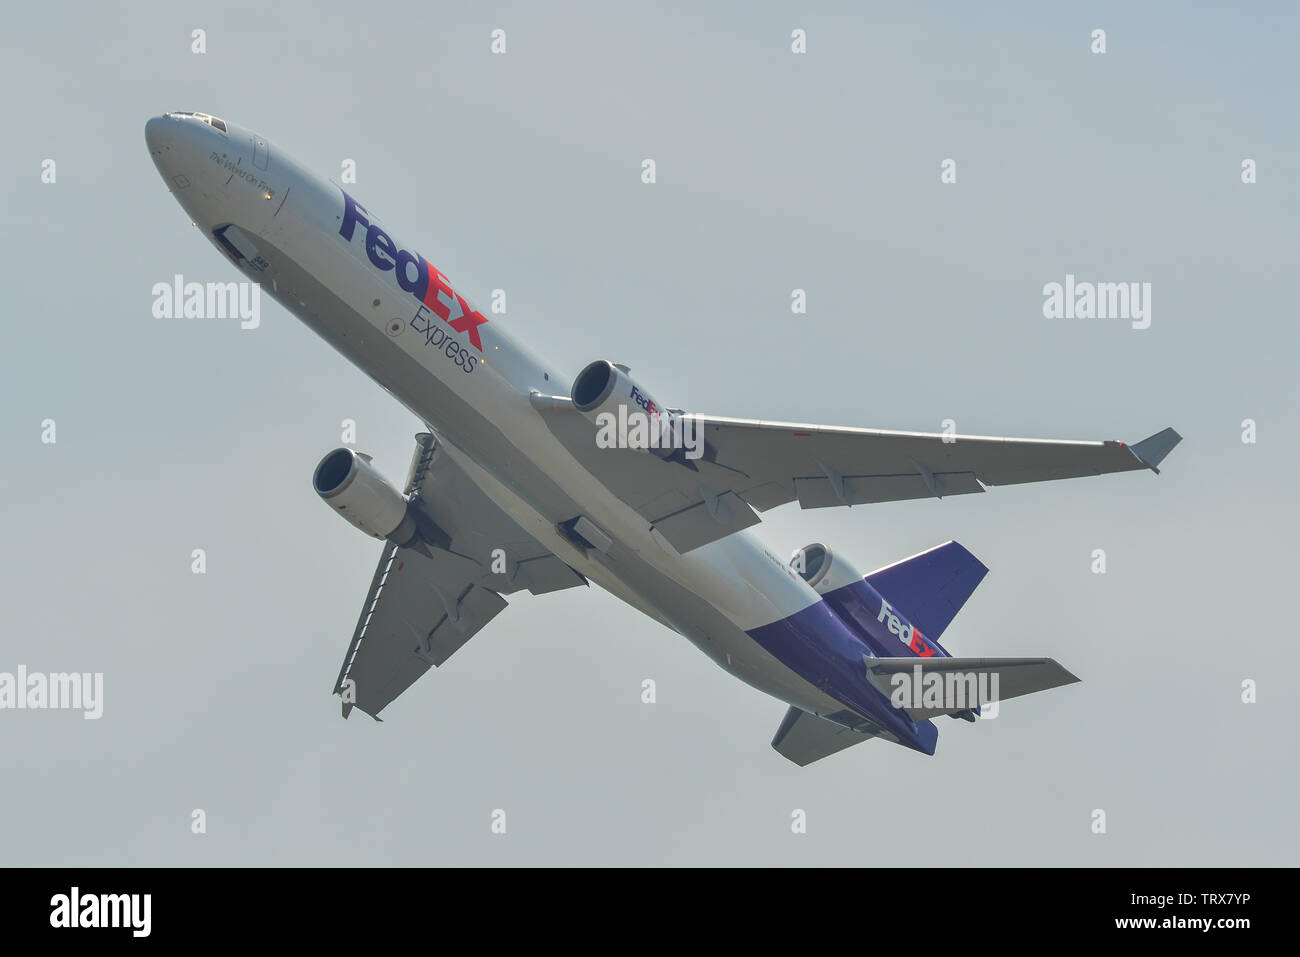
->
2, 1, 1296, 864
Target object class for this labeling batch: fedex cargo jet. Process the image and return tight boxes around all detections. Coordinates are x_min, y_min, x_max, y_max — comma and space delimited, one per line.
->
145, 112, 1181, 765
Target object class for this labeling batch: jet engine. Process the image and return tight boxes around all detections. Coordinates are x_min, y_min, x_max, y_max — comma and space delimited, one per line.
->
792, 542, 866, 595
571, 359, 669, 421
312, 447, 429, 552
794, 542, 954, 660
571, 359, 692, 459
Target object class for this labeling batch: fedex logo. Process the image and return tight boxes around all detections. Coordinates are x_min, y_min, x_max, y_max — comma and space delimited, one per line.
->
630, 386, 659, 417
877, 598, 937, 657
339, 191, 488, 352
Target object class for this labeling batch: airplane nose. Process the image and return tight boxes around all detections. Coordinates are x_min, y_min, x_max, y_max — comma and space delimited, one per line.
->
145, 113, 177, 154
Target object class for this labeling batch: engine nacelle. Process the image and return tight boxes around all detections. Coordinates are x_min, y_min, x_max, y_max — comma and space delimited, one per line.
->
571, 359, 691, 458
312, 448, 423, 549
794, 542, 952, 660
572, 359, 669, 422
792, 542, 865, 595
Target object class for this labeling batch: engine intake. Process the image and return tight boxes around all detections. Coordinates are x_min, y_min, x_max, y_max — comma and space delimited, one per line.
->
572, 360, 665, 417
313, 448, 425, 551
793, 542, 866, 594
572, 359, 696, 459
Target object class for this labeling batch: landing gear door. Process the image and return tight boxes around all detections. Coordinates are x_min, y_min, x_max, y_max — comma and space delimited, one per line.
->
252, 134, 269, 170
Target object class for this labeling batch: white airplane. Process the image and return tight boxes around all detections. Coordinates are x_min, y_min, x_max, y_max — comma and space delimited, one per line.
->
145, 112, 1181, 765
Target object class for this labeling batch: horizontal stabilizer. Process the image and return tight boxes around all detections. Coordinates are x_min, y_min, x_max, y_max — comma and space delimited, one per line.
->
865, 656, 1080, 721
771, 707, 880, 766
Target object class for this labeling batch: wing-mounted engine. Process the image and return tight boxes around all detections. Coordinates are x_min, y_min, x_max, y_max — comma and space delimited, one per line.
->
570, 359, 688, 460
529, 360, 761, 552
312, 447, 446, 555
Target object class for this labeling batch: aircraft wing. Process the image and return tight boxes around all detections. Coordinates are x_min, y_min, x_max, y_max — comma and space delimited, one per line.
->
333, 433, 587, 720
534, 393, 1180, 553
692, 417, 1181, 511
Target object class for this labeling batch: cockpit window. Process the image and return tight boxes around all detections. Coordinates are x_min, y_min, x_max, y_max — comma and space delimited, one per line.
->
189, 112, 227, 133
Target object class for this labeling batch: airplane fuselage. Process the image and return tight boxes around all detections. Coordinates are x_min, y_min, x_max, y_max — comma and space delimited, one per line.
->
145, 112, 943, 753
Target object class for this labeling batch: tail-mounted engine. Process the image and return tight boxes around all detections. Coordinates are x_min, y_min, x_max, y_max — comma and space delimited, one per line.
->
793, 542, 953, 660
792, 542, 866, 594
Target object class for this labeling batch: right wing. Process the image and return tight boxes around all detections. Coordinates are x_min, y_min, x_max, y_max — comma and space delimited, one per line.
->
333, 433, 587, 720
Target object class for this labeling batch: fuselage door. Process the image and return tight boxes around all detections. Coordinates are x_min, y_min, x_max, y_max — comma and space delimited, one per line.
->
252, 135, 269, 170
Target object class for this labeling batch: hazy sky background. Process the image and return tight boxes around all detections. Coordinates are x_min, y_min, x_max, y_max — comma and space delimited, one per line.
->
2, 1, 1296, 865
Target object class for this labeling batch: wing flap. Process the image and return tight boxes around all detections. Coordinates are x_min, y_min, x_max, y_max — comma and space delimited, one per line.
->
420, 584, 508, 666
512, 554, 589, 594
794, 470, 985, 508
651, 490, 761, 552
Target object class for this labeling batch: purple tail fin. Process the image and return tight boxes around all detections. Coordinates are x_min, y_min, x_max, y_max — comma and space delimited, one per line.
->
863, 541, 988, 646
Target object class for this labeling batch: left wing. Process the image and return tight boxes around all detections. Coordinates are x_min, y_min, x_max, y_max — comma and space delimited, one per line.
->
333, 433, 586, 720
691, 417, 1181, 512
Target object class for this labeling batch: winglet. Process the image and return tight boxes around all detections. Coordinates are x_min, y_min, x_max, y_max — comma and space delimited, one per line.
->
1130, 427, 1182, 474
